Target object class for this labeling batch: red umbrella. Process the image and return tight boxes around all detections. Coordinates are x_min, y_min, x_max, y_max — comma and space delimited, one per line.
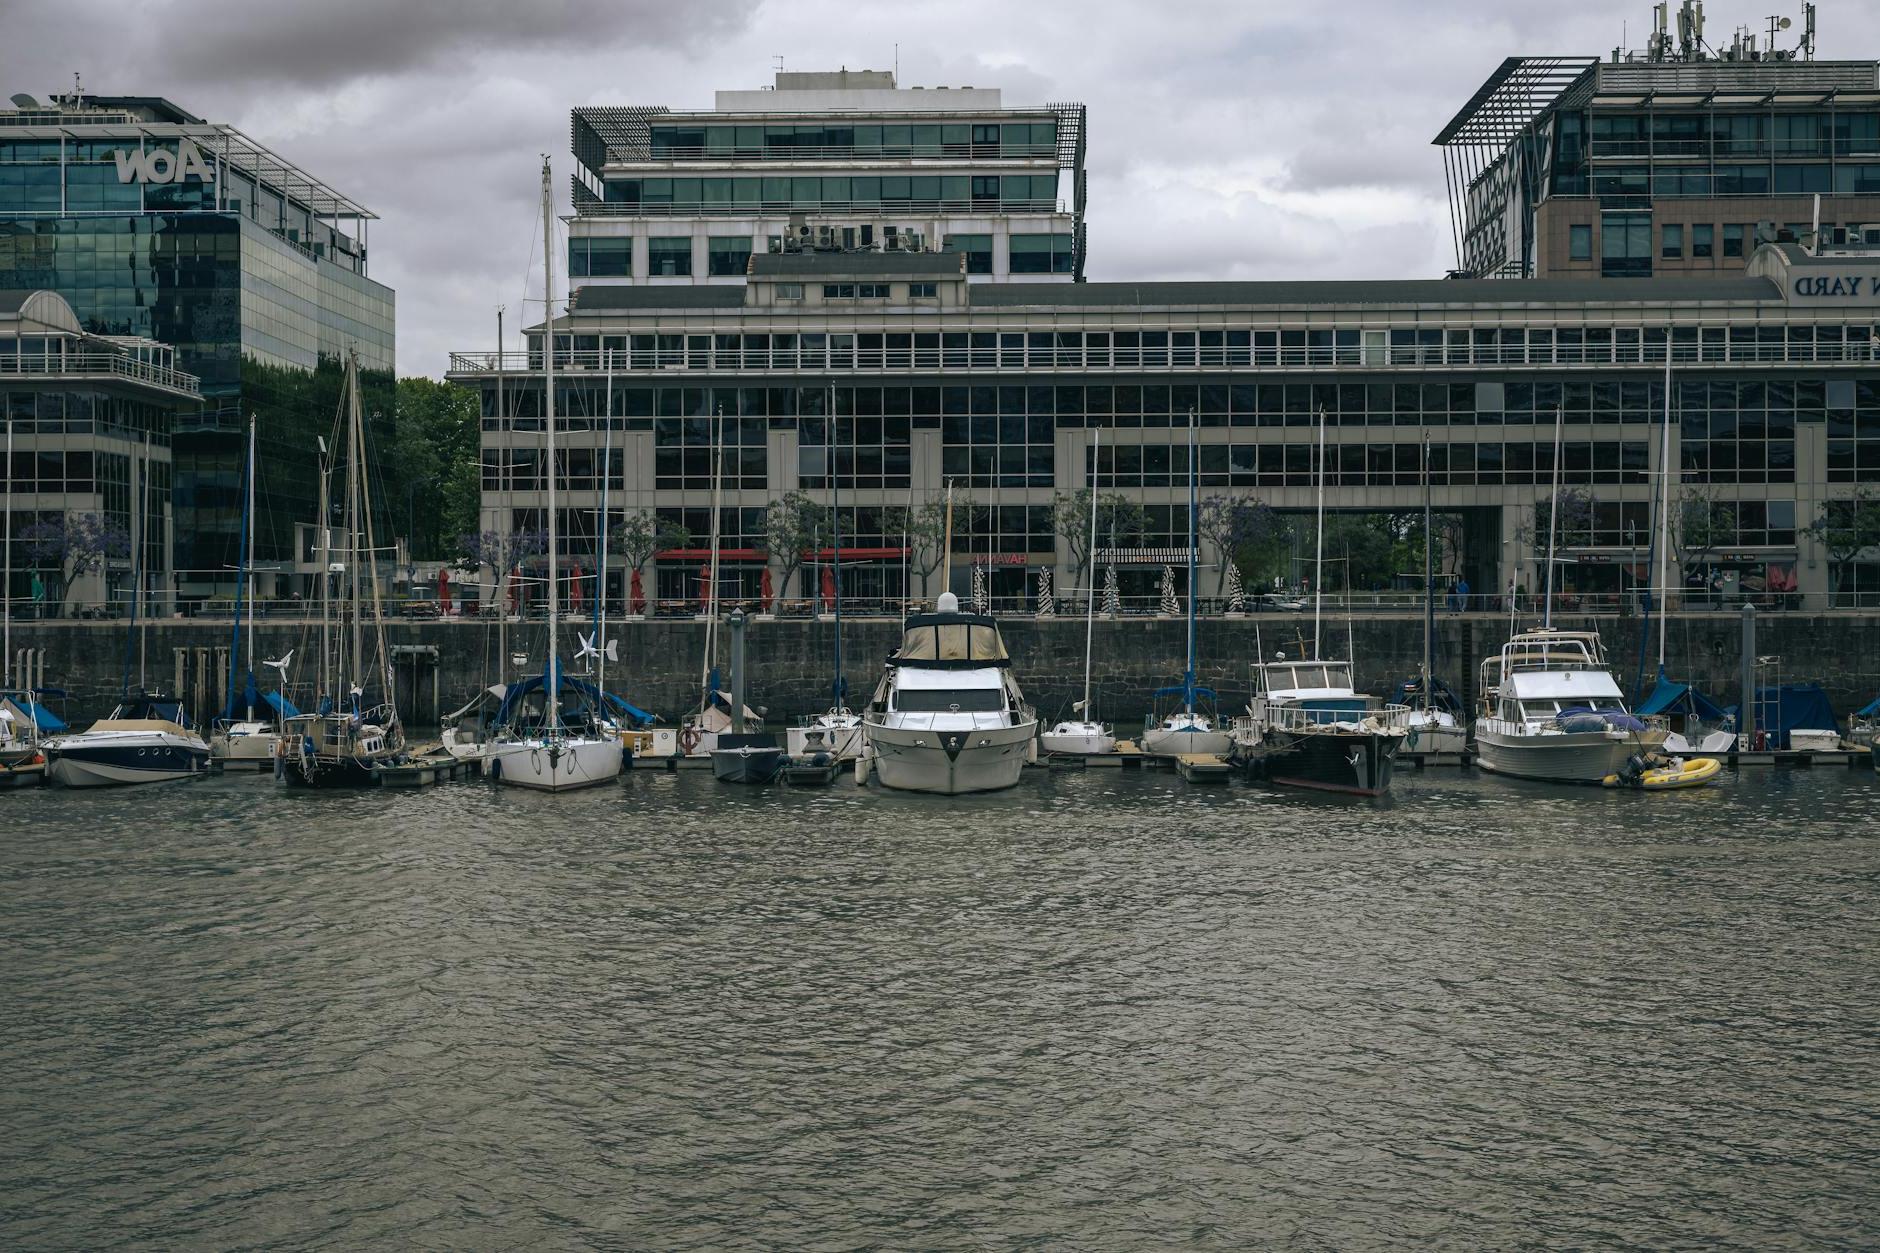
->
629, 568, 646, 616
820, 562, 836, 611
760, 567, 774, 612
437, 568, 451, 615
569, 562, 584, 613
697, 562, 711, 609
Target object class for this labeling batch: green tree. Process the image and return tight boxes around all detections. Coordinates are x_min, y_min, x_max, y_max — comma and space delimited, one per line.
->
389, 377, 482, 560
765, 490, 833, 600
614, 509, 692, 577
1052, 489, 1149, 584
1802, 487, 1880, 601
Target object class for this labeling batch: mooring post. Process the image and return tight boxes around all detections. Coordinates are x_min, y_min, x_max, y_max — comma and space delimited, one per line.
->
1739, 601, 1757, 751
729, 608, 747, 735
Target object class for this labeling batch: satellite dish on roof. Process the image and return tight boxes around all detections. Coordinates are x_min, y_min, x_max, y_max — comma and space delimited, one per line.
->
10, 94, 43, 109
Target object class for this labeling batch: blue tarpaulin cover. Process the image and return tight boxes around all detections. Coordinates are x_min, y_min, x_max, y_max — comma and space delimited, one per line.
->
1858, 694, 1880, 718
3, 694, 66, 732
1637, 676, 1729, 721
265, 690, 302, 720
1557, 707, 1649, 733
1727, 684, 1838, 749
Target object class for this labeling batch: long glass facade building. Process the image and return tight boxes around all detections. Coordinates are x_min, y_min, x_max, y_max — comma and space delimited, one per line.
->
449, 246, 1880, 614
570, 70, 1085, 288
0, 94, 395, 593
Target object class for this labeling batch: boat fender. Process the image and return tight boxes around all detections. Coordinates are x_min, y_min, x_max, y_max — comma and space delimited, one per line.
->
679, 726, 702, 756
490, 754, 502, 780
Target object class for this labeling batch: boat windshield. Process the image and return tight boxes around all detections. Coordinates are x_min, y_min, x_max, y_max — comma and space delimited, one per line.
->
895, 688, 1004, 713
897, 621, 1007, 663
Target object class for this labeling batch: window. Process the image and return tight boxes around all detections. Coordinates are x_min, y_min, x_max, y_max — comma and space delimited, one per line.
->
822, 284, 855, 298
1723, 223, 1746, 258
567, 237, 630, 277
648, 237, 692, 276
1601, 213, 1652, 277
909, 282, 938, 298
706, 235, 751, 276
859, 283, 890, 299
776, 282, 804, 301
945, 233, 993, 274
1569, 224, 1592, 260
1009, 232, 1075, 274
1692, 223, 1714, 258
1661, 224, 1683, 258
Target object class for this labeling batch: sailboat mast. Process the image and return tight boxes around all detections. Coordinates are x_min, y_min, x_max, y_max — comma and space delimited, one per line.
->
1313, 405, 1326, 657
245, 413, 257, 715
343, 357, 363, 700
3, 407, 11, 692
351, 352, 396, 717
1656, 347, 1673, 672
1083, 426, 1101, 716
541, 157, 562, 735
699, 404, 723, 711
1422, 426, 1433, 708
316, 434, 331, 707
830, 382, 842, 710
136, 440, 147, 690
596, 343, 612, 705
1543, 403, 1564, 630
496, 305, 506, 692
225, 415, 254, 723
943, 480, 954, 577
1185, 406, 1198, 713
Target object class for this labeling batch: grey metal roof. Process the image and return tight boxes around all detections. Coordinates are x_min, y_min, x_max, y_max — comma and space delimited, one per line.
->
569, 285, 746, 311
751, 251, 966, 277
970, 276, 1783, 308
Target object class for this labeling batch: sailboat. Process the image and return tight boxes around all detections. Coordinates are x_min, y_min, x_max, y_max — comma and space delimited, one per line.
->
483, 157, 623, 791
211, 416, 285, 768
1142, 409, 1230, 756
46, 436, 209, 786
1042, 426, 1115, 755
279, 352, 407, 786
1635, 348, 1735, 755
1, 405, 46, 779
788, 384, 863, 764
1403, 428, 1466, 755
1474, 405, 1666, 782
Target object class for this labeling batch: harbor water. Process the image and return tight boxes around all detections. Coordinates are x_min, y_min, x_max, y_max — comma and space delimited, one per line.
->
2, 768, 1876, 1248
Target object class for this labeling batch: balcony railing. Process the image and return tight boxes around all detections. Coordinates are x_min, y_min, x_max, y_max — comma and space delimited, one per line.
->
635, 143, 1061, 162
0, 352, 200, 395
449, 338, 1880, 378
575, 197, 1067, 217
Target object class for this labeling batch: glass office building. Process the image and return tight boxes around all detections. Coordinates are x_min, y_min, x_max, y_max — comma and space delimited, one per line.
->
449, 247, 1880, 613
570, 70, 1085, 288
0, 94, 394, 592
1436, 4, 1880, 279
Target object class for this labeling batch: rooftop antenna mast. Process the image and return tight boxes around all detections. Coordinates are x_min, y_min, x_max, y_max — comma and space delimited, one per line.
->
71, 71, 82, 108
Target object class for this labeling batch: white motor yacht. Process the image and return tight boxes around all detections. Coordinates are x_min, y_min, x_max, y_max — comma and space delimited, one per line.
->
1473, 629, 1666, 783
864, 593, 1036, 794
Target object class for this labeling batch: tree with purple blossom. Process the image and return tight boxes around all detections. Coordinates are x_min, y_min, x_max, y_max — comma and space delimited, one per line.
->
20, 511, 129, 615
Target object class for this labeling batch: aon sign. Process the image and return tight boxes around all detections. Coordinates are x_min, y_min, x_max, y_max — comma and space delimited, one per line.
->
112, 139, 216, 185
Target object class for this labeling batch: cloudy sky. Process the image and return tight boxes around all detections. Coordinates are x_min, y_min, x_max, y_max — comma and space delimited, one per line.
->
9, 0, 1875, 377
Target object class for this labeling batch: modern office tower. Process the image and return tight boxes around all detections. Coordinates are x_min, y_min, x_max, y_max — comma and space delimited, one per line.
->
0, 91, 395, 594
1436, 1, 1880, 279
568, 69, 1086, 286
2, 290, 200, 613
450, 243, 1880, 616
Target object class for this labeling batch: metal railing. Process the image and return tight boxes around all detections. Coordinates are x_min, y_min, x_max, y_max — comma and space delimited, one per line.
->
636, 143, 1061, 162
573, 197, 1066, 217
1250, 701, 1416, 733
0, 352, 201, 395
448, 339, 1880, 379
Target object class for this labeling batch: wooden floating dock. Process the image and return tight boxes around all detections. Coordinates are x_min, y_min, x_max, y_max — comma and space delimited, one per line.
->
373, 747, 464, 788
1175, 753, 1233, 783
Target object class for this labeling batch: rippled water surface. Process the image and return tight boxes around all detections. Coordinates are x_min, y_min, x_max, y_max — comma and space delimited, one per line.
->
3, 765, 1877, 1249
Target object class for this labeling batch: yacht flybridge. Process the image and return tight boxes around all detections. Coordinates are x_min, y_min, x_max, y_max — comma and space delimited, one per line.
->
1473, 629, 1666, 783
864, 592, 1036, 794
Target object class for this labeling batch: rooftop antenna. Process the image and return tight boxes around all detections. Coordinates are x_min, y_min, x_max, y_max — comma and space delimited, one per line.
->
72, 72, 83, 108
894, 43, 899, 84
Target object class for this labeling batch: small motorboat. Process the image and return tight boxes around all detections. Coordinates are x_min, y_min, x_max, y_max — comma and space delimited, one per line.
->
45, 692, 210, 788
1602, 755, 1722, 791
711, 732, 785, 784
1040, 718, 1114, 756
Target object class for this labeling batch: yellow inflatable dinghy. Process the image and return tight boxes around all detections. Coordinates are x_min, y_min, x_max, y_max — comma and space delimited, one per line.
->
1603, 756, 1722, 790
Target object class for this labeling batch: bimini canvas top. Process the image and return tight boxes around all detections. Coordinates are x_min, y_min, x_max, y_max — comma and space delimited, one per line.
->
1509, 669, 1623, 703
894, 614, 1010, 668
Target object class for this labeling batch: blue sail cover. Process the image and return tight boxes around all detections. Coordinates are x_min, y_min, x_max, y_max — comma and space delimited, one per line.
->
495, 668, 656, 729
264, 690, 302, 720
1637, 676, 1729, 721
3, 694, 65, 732
1858, 694, 1880, 718
223, 673, 262, 723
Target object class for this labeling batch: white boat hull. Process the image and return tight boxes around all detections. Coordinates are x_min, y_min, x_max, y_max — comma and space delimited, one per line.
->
786, 720, 866, 760
486, 736, 623, 790
1141, 726, 1233, 757
1473, 723, 1667, 783
1040, 724, 1115, 755
868, 718, 1035, 794
211, 724, 279, 766
1405, 724, 1469, 755
46, 730, 209, 788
